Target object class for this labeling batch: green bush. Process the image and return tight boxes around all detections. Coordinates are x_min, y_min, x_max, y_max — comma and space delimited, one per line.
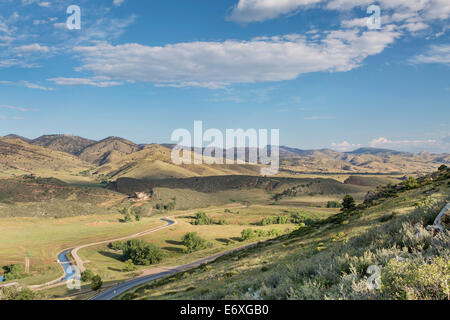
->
0, 287, 36, 300
182, 232, 211, 253
123, 259, 137, 272
108, 241, 124, 251
327, 201, 343, 208
3, 264, 25, 281
81, 269, 94, 282
122, 239, 165, 265
382, 257, 449, 300
192, 211, 214, 225
341, 195, 356, 212
90, 275, 103, 291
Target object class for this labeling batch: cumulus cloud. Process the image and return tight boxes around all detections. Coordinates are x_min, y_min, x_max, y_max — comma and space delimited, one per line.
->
332, 137, 450, 153
14, 43, 50, 53
410, 44, 450, 65
369, 137, 450, 153
113, 0, 126, 6
331, 141, 362, 152
68, 27, 399, 88
228, 0, 322, 23
229, 0, 450, 25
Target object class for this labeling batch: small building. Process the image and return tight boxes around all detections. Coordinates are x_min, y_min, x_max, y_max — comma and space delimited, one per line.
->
134, 192, 151, 201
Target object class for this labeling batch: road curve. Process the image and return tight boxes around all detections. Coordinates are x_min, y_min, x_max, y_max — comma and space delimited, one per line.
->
72, 217, 178, 272
30, 217, 177, 290
91, 243, 256, 300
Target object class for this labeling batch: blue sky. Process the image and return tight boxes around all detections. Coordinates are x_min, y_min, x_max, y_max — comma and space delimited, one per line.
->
0, 0, 449, 153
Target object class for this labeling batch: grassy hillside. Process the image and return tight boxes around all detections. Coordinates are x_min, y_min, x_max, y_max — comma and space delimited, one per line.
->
121, 168, 450, 300
78, 137, 140, 165
93, 144, 263, 180
0, 176, 125, 218
108, 175, 366, 195
0, 138, 91, 180
280, 147, 449, 174
31, 134, 96, 155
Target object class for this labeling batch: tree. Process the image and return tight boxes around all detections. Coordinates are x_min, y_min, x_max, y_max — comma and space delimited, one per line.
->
182, 232, 209, 253
123, 259, 137, 272
438, 165, 447, 171
3, 264, 25, 281
241, 229, 255, 241
122, 239, 165, 265
90, 275, 103, 291
81, 269, 94, 282
341, 195, 356, 212
403, 177, 419, 190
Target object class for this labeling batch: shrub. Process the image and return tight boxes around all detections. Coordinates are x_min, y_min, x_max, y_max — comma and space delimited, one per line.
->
182, 232, 210, 253
0, 286, 36, 300
341, 195, 356, 212
3, 264, 25, 281
90, 275, 103, 291
123, 259, 137, 272
122, 239, 165, 265
81, 269, 94, 282
382, 257, 449, 300
192, 211, 214, 225
403, 177, 419, 190
108, 241, 124, 251
327, 201, 343, 208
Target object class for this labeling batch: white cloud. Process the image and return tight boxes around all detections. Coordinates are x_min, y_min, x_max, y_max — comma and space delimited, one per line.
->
48, 77, 124, 87
332, 137, 450, 153
15, 43, 50, 53
38, 2, 51, 7
411, 44, 450, 65
369, 137, 450, 153
0, 80, 53, 90
0, 105, 38, 112
70, 27, 399, 88
331, 141, 362, 152
228, 0, 322, 23
229, 0, 450, 25
113, 0, 126, 7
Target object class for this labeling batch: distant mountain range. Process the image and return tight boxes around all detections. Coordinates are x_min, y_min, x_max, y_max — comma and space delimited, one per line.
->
0, 134, 448, 181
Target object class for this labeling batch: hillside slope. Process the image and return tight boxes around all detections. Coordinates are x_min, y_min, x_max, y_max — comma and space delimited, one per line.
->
0, 175, 125, 217
281, 147, 449, 174
0, 138, 91, 178
78, 137, 140, 165
31, 134, 95, 155
95, 144, 263, 180
123, 168, 450, 300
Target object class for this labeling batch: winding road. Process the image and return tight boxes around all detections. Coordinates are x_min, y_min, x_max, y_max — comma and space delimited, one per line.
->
71, 217, 177, 273
32, 205, 249, 295
31, 216, 178, 290
91, 243, 256, 300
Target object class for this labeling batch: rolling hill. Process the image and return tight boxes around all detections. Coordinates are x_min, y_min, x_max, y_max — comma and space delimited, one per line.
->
94, 144, 263, 180
121, 167, 450, 300
0, 137, 91, 178
77, 136, 141, 166
31, 134, 96, 155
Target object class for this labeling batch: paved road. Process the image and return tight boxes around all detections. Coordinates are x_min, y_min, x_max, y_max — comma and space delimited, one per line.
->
72, 217, 177, 272
91, 243, 255, 300
31, 217, 177, 290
